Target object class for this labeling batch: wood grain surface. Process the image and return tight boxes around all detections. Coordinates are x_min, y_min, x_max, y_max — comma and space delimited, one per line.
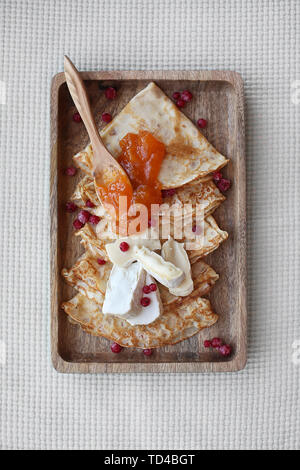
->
50, 70, 246, 373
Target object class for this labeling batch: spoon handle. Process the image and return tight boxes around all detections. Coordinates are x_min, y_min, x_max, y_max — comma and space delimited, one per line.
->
64, 55, 102, 153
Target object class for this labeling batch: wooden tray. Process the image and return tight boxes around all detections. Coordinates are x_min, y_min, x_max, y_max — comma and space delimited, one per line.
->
50, 70, 246, 373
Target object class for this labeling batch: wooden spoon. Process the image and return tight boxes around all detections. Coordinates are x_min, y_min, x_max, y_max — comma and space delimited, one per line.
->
63, 56, 133, 207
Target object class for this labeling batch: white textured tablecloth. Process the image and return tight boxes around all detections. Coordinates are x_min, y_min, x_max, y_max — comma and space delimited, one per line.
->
1, 0, 299, 450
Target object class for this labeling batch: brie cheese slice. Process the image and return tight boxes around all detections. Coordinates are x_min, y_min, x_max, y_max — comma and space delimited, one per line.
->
125, 274, 162, 326
162, 237, 194, 296
102, 262, 146, 316
134, 246, 184, 289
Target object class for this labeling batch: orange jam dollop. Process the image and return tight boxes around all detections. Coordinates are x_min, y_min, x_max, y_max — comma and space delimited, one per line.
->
118, 130, 165, 215
95, 169, 133, 210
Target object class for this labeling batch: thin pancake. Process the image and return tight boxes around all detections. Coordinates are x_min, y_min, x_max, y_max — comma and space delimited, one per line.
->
74, 208, 227, 261
75, 224, 113, 258
71, 174, 225, 218
62, 251, 218, 309
187, 215, 228, 263
75, 211, 227, 261
62, 252, 112, 305
61, 293, 218, 348
71, 175, 99, 208
73, 82, 229, 189
159, 214, 227, 255
160, 176, 225, 217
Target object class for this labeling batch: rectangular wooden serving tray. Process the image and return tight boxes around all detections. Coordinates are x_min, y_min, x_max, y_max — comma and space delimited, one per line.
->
50, 70, 246, 373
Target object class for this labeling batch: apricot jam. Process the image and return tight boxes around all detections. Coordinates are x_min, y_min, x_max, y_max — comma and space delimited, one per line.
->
95, 170, 133, 210
118, 131, 165, 214
94, 131, 165, 233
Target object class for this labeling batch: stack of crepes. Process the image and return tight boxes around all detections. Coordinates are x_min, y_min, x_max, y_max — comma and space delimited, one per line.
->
61, 82, 229, 348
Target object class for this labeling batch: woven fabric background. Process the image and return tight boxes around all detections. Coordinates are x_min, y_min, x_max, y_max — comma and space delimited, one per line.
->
0, 0, 299, 450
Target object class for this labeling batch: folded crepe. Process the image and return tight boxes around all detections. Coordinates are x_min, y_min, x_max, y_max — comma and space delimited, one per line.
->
158, 260, 219, 305
75, 224, 111, 258
73, 82, 228, 189
71, 174, 225, 218
71, 175, 99, 208
186, 215, 228, 263
160, 176, 225, 216
61, 293, 218, 348
74, 211, 227, 262
71, 173, 228, 259
62, 251, 219, 308
61, 252, 112, 304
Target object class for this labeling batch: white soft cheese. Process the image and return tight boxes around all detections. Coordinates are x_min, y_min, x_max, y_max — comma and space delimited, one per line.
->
105, 237, 184, 289
161, 236, 194, 296
102, 262, 146, 316
125, 274, 162, 326
134, 246, 184, 289
106, 236, 161, 267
